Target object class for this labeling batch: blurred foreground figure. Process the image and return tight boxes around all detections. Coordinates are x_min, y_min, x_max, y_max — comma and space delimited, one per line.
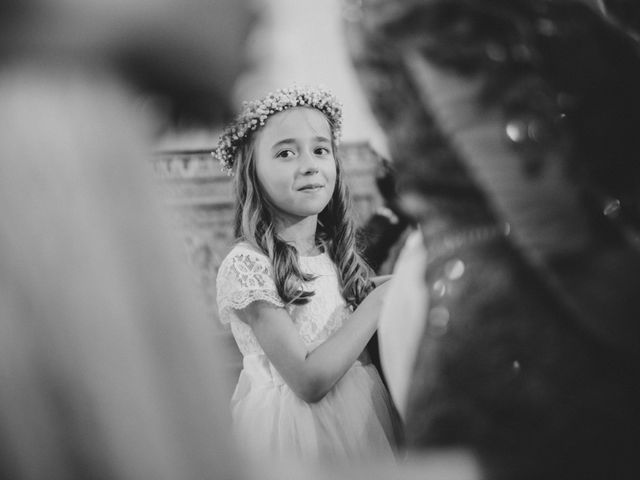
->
348, 0, 640, 479
0, 72, 240, 480
0, 1, 253, 479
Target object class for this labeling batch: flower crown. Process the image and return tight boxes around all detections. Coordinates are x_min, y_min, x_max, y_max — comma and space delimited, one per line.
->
212, 85, 343, 174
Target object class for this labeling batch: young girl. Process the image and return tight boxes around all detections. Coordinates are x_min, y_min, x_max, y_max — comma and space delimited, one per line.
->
214, 86, 400, 462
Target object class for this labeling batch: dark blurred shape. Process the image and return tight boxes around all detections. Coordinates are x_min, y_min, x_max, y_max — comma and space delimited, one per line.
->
348, 0, 640, 479
599, 0, 640, 41
0, 0, 255, 127
360, 156, 414, 274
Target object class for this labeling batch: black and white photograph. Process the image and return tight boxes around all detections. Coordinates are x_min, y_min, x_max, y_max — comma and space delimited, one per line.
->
1, 1, 639, 479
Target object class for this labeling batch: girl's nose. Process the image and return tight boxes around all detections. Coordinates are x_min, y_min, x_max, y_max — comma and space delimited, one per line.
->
300, 152, 319, 175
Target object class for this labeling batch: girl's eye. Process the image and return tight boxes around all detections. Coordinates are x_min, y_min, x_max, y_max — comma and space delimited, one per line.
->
314, 147, 331, 155
276, 149, 295, 159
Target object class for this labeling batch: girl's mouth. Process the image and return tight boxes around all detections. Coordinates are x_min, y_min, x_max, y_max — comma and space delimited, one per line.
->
298, 184, 324, 191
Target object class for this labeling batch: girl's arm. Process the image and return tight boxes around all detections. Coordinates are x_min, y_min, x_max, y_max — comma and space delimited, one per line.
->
236, 282, 390, 403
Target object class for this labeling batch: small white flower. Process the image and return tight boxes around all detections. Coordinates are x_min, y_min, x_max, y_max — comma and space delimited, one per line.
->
212, 85, 343, 175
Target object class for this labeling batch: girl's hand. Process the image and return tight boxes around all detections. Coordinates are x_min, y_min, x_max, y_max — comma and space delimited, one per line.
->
371, 275, 392, 287
367, 277, 392, 305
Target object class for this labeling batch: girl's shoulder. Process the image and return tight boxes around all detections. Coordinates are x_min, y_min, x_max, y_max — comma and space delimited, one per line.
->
216, 241, 284, 316
217, 241, 272, 277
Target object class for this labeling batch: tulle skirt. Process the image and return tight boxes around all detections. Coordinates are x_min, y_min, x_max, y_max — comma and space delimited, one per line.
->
230, 354, 400, 463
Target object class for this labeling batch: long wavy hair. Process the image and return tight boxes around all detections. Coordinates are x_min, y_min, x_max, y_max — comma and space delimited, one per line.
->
231, 119, 373, 308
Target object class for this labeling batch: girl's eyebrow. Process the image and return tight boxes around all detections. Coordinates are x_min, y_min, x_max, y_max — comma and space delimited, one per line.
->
271, 136, 331, 150
271, 138, 296, 150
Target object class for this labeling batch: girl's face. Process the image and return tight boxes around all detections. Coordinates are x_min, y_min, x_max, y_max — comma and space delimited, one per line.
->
253, 107, 337, 224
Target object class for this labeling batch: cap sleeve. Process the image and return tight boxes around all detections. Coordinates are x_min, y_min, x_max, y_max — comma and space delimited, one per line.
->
216, 247, 285, 325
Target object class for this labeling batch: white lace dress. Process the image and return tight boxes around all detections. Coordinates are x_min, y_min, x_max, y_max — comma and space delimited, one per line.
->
216, 242, 399, 462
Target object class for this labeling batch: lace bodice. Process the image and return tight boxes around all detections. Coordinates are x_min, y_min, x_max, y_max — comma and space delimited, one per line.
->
216, 243, 351, 356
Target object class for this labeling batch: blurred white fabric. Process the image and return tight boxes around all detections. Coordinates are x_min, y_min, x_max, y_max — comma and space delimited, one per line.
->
378, 230, 429, 420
